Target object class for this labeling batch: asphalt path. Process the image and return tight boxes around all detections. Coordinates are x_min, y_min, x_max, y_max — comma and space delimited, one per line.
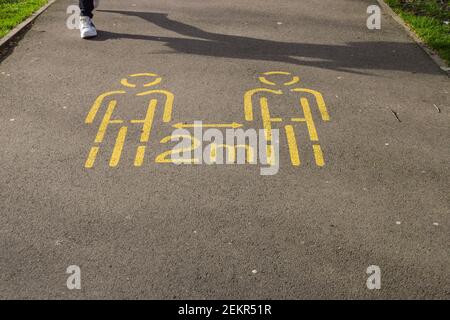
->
0, 0, 449, 299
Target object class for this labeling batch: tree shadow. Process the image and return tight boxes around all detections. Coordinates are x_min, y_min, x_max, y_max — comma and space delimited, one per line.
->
94, 10, 443, 75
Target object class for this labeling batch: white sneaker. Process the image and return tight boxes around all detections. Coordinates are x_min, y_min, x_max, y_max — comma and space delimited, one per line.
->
79, 16, 97, 39
93, 0, 100, 9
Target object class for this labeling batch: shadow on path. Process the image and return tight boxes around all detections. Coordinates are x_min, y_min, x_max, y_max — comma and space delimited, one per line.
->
95, 10, 441, 75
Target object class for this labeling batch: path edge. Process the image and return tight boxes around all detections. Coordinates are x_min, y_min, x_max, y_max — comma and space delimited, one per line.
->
376, 0, 449, 76
0, 0, 58, 51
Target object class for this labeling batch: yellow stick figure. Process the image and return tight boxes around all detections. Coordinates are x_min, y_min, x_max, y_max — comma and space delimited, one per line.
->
244, 71, 330, 167
84, 73, 174, 168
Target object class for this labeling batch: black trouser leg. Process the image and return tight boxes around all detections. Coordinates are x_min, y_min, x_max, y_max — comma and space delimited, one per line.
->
79, 0, 94, 18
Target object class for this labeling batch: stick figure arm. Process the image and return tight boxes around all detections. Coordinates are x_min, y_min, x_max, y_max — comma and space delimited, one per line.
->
136, 90, 175, 123
243, 88, 283, 121
85, 90, 126, 124
290, 88, 330, 121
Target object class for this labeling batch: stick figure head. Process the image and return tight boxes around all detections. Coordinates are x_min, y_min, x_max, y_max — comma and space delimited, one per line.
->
120, 73, 163, 88
258, 71, 300, 87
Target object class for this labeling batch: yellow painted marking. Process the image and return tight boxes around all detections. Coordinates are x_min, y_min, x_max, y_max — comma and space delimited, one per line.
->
110, 127, 127, 167
85, 146, 99, 168
300, 98, 319, 142
259, 72, 300, 86
131, 99, 157, 143
130, 73, 159, 77
156, 134, 201, 164
210, 144, 236, 162
259, 77, 277, 86
284, 76, 300, 86
291, 88, 330, 121
285, 125, 300, 166
236, 144, 255, 163
263, 71, 292, 76
313, 144, 325, 167
85, 91, 126, 124
260, 97, 282, 141
260, 97, 273, 141
136, 90, 174, 123
266, 145, 275, 165
134, 146, 146, 167
244, 88, 282, 121
120, 73, 162, 88
143, 78, 162, 87
120, 79, 136, 88
95, 101, 122, 143
210, 144, 217, 160
208, 144, 255, 163
172, 122, 242, 129
291, 118, 306, 122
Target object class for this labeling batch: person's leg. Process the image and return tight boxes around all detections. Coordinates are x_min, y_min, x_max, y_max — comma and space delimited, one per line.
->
79, 0, 97, 38
79, 0, 94, 18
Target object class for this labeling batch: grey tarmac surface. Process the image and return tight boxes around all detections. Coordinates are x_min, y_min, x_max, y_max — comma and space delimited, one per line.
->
0, 0, 449, 299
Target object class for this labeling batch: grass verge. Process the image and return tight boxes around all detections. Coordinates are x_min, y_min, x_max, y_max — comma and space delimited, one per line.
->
384, 0, 450, 65
0, 0, 48, 38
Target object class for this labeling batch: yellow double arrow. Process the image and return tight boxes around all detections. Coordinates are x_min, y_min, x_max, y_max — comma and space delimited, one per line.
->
172, 122, 243, 129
